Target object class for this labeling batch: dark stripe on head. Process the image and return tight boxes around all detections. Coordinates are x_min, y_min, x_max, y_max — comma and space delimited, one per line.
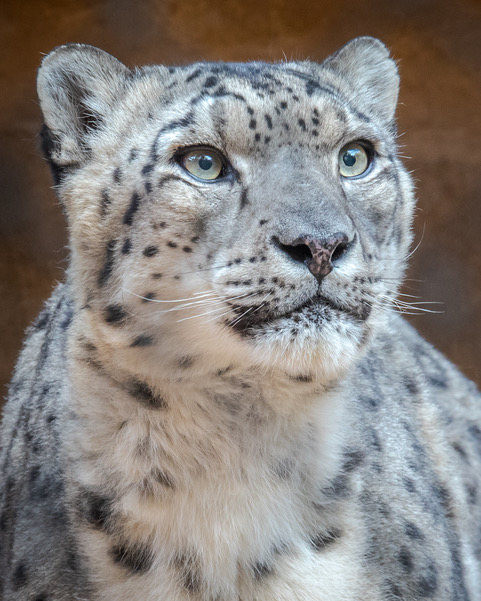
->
151, 113, 195, 161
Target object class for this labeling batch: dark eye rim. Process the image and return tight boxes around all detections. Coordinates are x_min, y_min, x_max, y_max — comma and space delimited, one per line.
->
173, 145, 233, 183
339, 140, 376, 179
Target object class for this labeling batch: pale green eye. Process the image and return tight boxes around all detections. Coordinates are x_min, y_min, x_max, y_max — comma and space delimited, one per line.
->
338, 143, 370, 178
182, 150, 224, 180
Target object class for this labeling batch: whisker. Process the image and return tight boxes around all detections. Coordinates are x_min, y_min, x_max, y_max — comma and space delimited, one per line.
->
203, 306, 241, 324
229, 306, 255, 327
123, 288, 218, 304
226, 290, 274, 327
404, 221, 426, 262
176, 304, 238, 323
167, 292, 262, 314
160, 297, 226, 313
175, 292, 259, 323
376, 294, 444, 315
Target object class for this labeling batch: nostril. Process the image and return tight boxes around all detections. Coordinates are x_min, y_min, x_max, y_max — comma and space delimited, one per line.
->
272, 236, 312, 264
331, 240, 349, 264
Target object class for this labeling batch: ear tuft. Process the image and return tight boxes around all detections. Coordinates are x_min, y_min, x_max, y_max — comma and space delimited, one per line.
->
323, 37, 399, 123
37, 44, 130, 171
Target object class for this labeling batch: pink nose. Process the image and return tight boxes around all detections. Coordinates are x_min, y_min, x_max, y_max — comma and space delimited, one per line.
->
278, 232, 350, 283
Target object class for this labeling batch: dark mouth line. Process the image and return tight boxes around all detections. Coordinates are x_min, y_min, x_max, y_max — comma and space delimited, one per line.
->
228, 292, 371, 336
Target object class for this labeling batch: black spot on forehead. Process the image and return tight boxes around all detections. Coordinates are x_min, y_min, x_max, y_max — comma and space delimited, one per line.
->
204, 76, 218, 88
143, 245, 159, 257
186, 68, 202, 82
141, 163, 154, 176
121, 238, 132, 254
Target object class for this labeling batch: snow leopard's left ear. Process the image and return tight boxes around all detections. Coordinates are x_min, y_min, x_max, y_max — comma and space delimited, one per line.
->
322, 37, 399, 124
37, 44, 130, 183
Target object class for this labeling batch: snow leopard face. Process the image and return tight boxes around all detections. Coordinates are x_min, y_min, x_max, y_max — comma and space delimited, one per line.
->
38, 38, 414, 382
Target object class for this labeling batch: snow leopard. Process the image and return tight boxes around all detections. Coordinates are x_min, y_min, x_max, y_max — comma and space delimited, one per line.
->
1, 36, 481, 600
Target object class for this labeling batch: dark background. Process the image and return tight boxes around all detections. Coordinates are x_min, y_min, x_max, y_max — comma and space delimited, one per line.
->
2, 0, 481, 405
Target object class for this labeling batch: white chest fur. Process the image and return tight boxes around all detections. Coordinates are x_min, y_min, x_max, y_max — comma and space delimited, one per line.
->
66, 356, 372, 600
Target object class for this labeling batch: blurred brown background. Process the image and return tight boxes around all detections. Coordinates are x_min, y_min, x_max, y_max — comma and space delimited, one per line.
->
1, 0, 481, 404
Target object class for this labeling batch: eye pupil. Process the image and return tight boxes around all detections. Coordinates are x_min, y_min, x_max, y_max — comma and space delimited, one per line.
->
343, 151, 357, 167
199, 156, 213, 171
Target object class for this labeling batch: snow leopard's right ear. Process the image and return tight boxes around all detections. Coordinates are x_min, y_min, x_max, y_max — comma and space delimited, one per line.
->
37, 44, 130, 184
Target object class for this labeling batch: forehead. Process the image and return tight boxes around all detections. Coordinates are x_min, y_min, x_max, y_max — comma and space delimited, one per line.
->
132, 61, 376, 156
163, 61, 369, 122
139, 61, 369, 122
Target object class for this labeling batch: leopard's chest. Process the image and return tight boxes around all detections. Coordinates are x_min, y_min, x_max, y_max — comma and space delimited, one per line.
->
76, 482, 373, 601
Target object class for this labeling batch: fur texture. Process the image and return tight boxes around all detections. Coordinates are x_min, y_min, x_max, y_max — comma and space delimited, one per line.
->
1, 37, 481, 600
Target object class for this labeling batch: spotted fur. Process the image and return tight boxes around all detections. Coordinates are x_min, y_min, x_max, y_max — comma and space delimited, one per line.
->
1, 37, 481, 600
